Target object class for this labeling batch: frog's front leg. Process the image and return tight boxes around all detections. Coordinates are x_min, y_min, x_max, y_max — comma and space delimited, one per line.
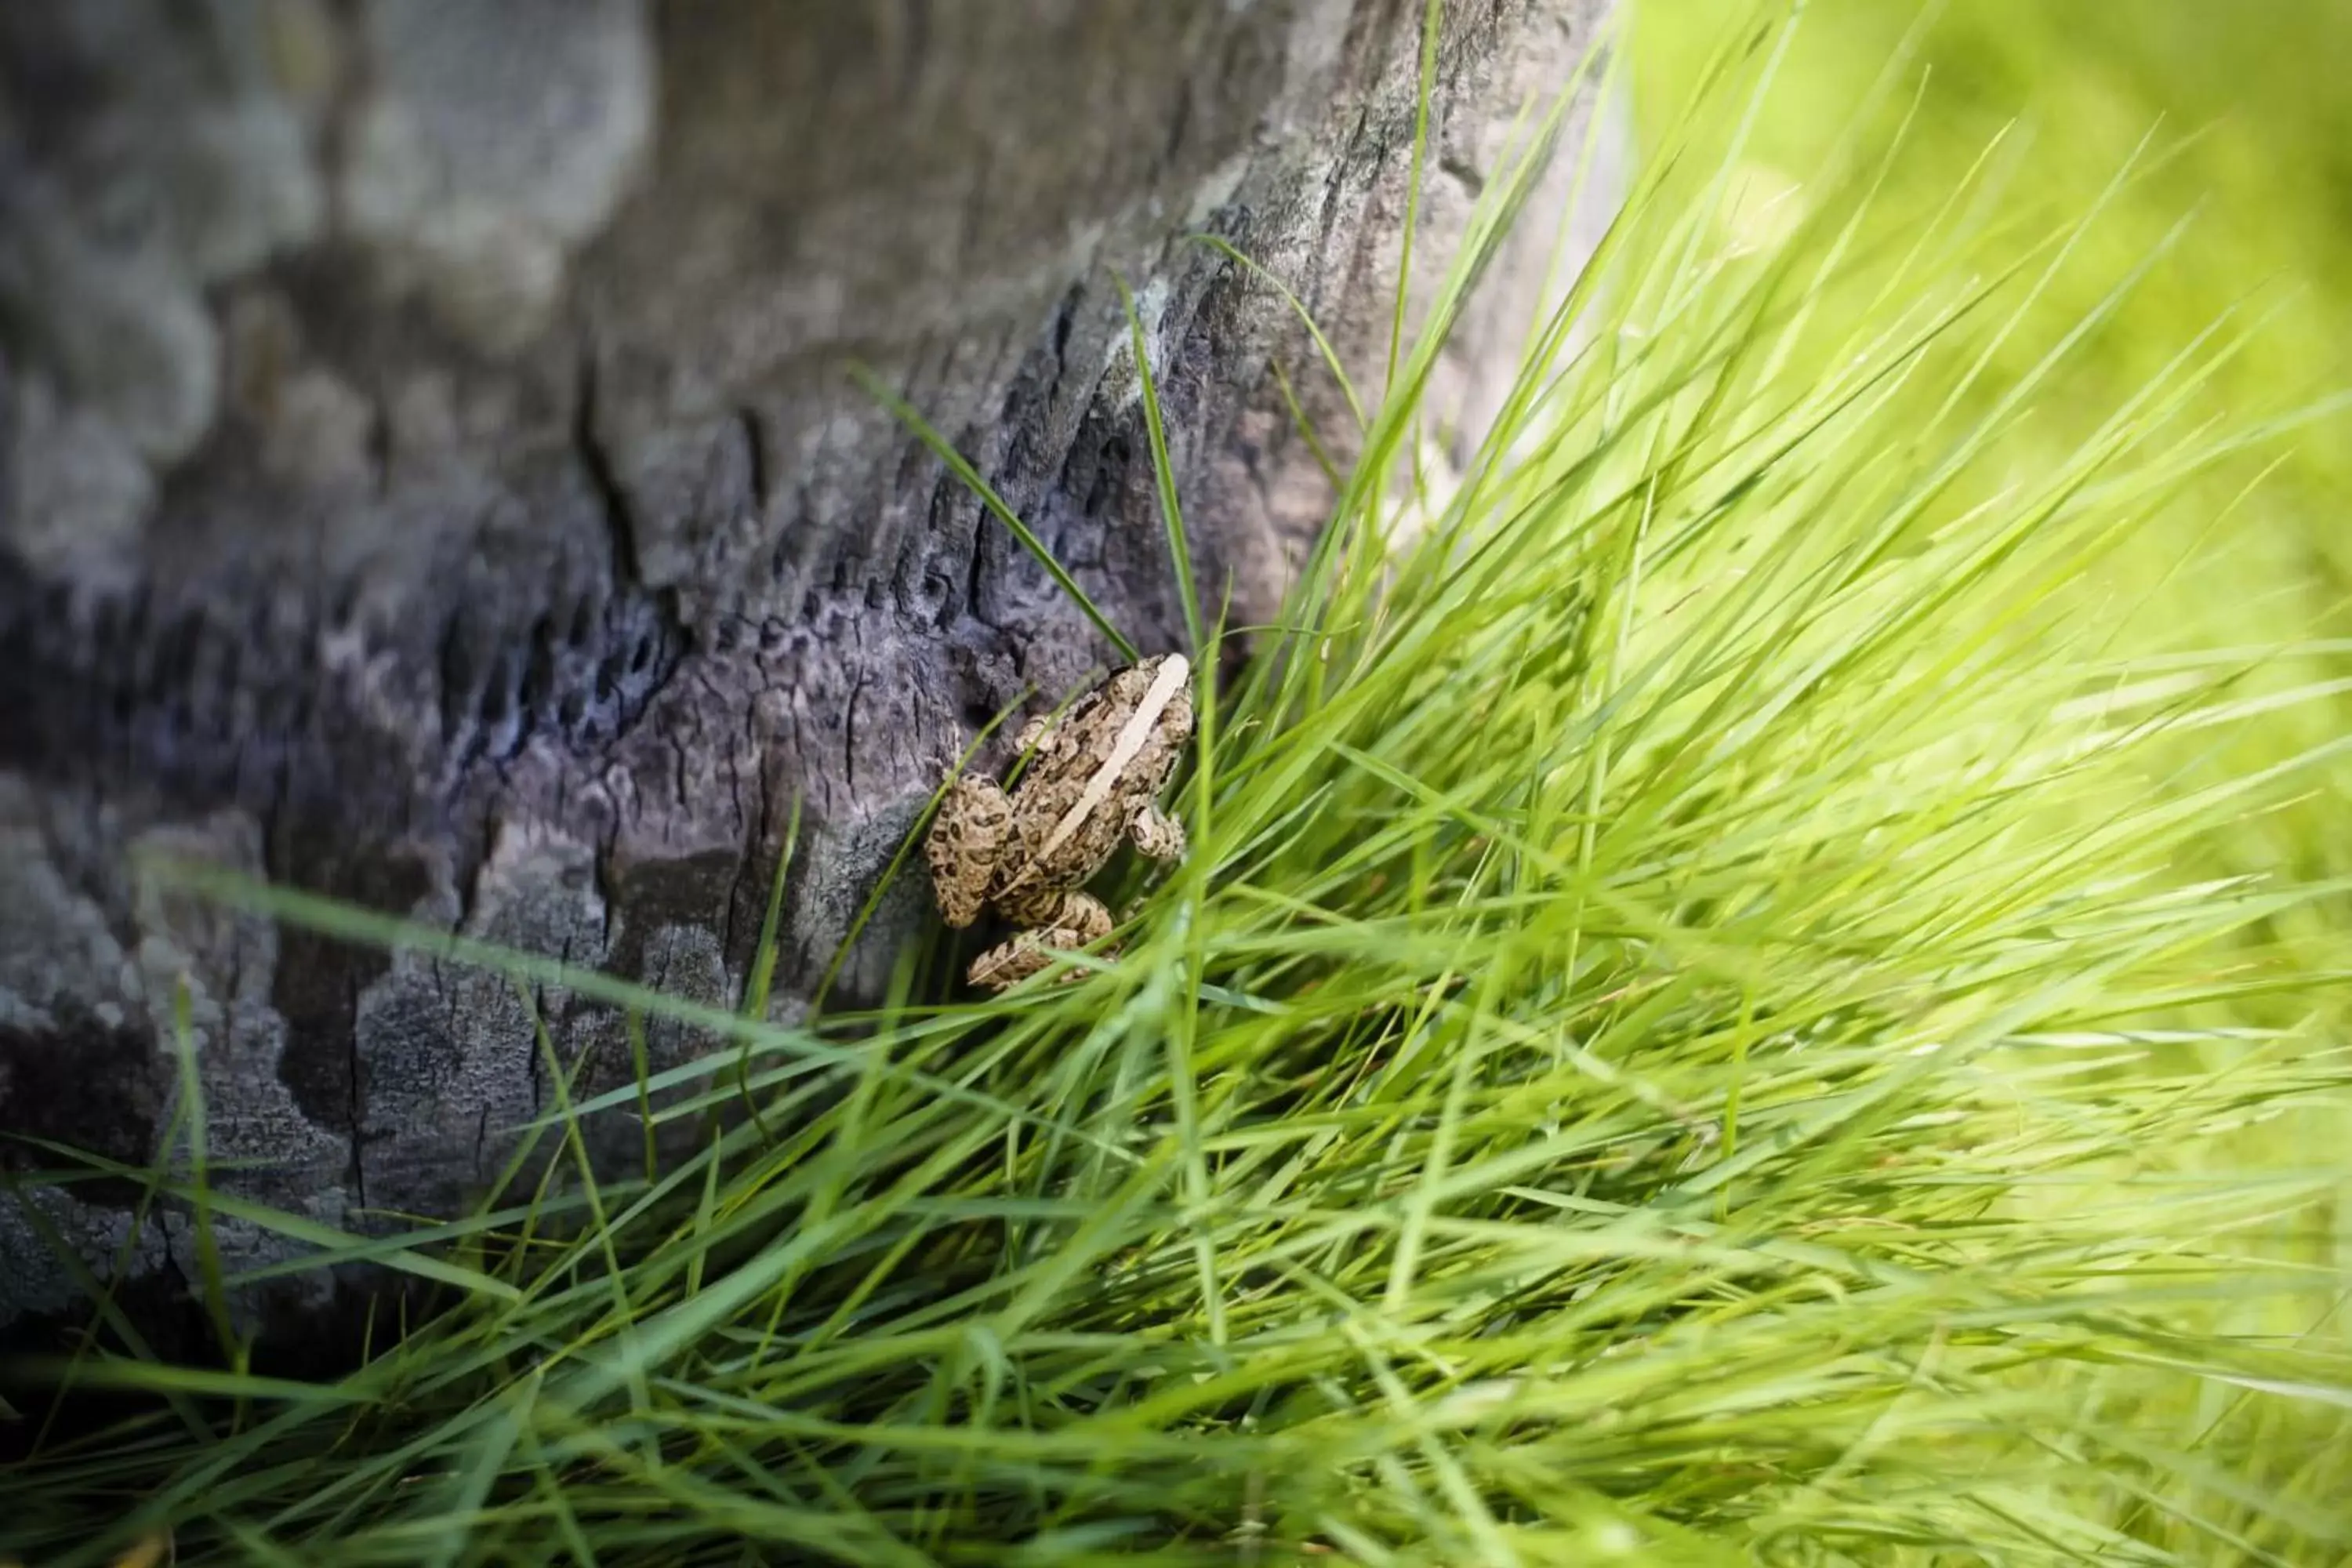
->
1129, 804, 1186, 862
1011, 713, 1054, 759
924, 774, 1013, 928
967, 891, 1115, 991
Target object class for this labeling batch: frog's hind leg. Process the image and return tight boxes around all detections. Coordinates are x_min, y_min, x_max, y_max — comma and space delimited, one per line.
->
925, 774, 1012, 928
1130, 804, 1186, 862
967, 891, 1115, 991
1047, 890, 1116, 946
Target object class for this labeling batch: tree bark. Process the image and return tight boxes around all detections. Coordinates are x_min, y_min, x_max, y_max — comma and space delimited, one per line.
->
0, 0, 1619, 1350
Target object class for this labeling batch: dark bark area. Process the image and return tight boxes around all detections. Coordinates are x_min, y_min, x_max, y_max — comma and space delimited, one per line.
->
0, 0, 1617, 1345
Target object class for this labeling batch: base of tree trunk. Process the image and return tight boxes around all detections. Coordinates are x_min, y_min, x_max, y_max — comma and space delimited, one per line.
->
0, 0, 1620, 1350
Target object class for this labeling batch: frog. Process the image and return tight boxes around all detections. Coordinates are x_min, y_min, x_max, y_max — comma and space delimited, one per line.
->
925, 652, 1193, 989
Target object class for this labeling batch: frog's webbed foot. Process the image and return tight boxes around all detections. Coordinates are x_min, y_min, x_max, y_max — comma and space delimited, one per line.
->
925, 774, 1012, 928
967, 891, 1116, 991
1130, 804, 1186, 862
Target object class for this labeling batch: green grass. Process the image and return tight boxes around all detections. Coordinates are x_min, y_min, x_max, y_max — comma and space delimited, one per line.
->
5, 5, 2351, 1563
1631, 0, 2352, 1004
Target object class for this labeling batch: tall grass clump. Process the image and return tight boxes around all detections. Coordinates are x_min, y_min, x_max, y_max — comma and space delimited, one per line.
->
5, 6, 2348, 1563
1632, 0, 2352, 1074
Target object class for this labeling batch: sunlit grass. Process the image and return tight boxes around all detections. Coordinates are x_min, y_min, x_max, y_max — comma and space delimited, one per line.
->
4, 5, 2350, 1564
1632, 0, 2352, 1014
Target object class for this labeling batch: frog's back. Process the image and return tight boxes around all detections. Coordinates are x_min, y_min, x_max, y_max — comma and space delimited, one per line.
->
984, 655, 1193, 913
993, 748, 1130, 895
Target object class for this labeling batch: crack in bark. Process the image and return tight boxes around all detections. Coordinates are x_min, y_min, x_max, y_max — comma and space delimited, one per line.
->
573, 343, 648, 589
1439, 154, 1486, 196
738, 406, 770, 517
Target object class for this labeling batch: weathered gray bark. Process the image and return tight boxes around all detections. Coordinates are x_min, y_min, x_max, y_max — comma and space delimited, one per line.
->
0, 0, 1618, 1350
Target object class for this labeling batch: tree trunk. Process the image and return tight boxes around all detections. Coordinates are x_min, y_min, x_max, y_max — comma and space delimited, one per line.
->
0, 0, 1619, 1352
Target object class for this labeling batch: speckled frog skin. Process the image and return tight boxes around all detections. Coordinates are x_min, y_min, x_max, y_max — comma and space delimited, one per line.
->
924, 652, 1192, 989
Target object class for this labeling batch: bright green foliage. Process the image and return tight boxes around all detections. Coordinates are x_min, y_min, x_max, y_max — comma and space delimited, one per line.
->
4, 6, 2349, 1564
1634, 0, 2352, 1020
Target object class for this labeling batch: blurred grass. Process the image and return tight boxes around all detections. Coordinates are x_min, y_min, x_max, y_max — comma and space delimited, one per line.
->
1633, 5, 2352, 1555
1635, 0, 2352, 1303
1635, 0, 2352, 550
1632, 0, 2352, 883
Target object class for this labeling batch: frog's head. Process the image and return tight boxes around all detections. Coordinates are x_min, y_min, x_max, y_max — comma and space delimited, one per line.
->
1109, 652, 1192, 723
1132, 651, 1190, 688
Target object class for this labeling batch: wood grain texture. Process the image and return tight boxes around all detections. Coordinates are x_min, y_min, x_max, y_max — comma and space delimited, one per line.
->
0, 0, 1619, 1349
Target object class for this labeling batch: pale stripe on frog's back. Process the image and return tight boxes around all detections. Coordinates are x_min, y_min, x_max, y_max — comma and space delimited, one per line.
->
995, 655, 1190, 903
1034, 654, 1189, 866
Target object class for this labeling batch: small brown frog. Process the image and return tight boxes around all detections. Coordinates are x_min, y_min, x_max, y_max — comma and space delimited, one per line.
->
926, 652, 1193, 989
